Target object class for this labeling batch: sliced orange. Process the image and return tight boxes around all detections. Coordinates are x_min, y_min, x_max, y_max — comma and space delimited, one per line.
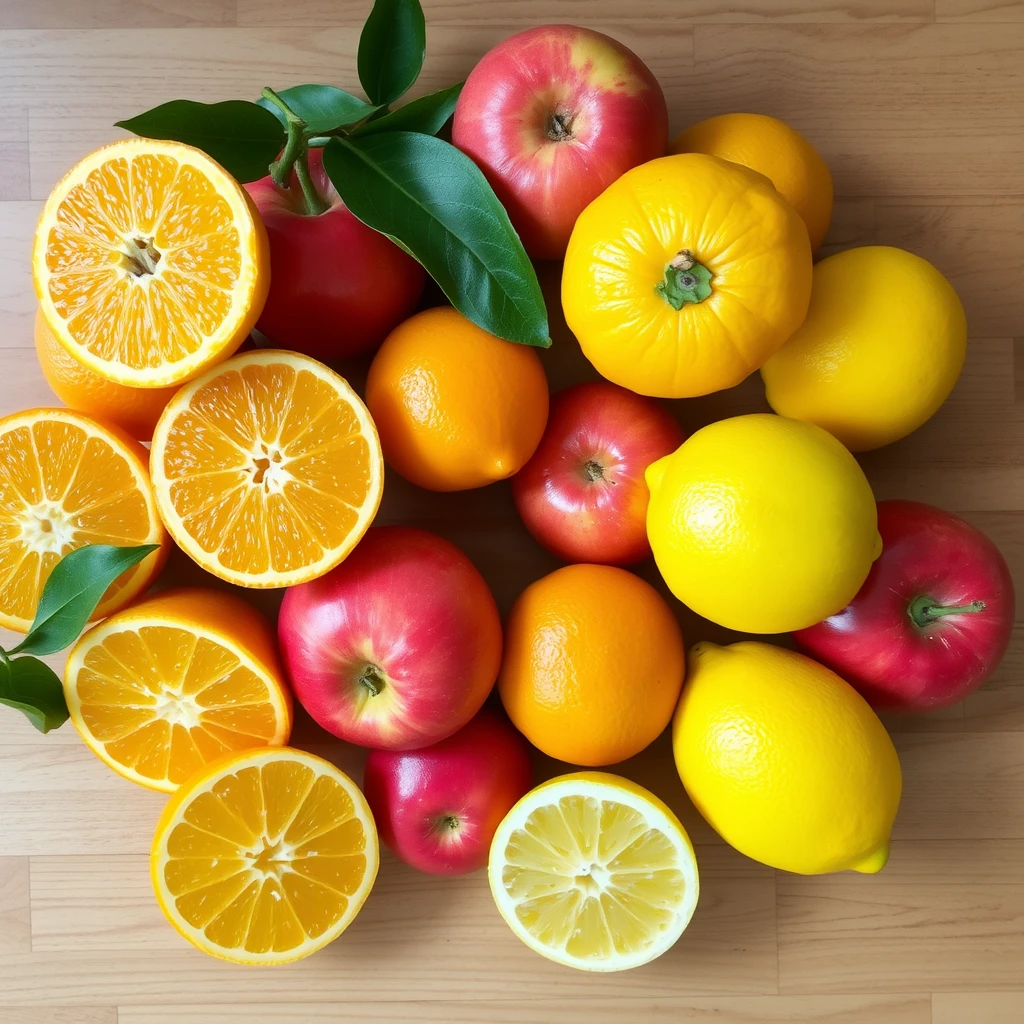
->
152, 746, 378, 965
0, 407, 167, 633
64, 588, 293, 792
33, 138, 268, 389
150, 349, 384, 588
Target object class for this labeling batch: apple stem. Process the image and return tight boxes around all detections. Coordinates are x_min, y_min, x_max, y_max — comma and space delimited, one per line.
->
547, 111, 575, 141
358, 664, 386, 697
656, 250, 713, 309
262, 87, 329, 217
583, 459, 605, 482
908, 594, 986, 628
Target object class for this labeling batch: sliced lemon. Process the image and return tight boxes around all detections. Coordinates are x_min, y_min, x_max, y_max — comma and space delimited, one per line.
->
488, 771, 699, 972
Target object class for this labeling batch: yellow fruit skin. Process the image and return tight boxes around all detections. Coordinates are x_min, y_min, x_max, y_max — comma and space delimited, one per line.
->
562, 153, 812, 399
671, 113, 833, 252
673, 642, 901, 875
498, 564, 684, 766
761, 246, 967, 451
645, 413, 881, 633
366, 307, 549, 492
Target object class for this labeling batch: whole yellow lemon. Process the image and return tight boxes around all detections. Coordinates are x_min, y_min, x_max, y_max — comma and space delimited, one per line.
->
645, 414, 881, 633
761, 246, 966, 451
673, 641, 901, 875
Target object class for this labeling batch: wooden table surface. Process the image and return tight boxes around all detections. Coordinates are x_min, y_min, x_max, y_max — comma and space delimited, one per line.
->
1, 1, 1023, 1022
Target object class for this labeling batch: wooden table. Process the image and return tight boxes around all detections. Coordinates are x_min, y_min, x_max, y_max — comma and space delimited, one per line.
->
1, 2, 1022, 1022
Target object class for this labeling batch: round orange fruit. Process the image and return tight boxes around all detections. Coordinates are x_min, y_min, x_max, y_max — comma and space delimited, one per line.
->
365, 307, 549, 492
34, 309, 178, 442
671, 113, 833, 251
498, 563, 685, 766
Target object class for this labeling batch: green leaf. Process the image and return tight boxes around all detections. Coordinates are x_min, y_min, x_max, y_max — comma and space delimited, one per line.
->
352, 82, 463, 138
10, 544, 160, 657
357, 0, 426, 106
116, 100, 285, 182
0, 657, 69, 734
257, 84, 380, 135
323, 133, 550, 347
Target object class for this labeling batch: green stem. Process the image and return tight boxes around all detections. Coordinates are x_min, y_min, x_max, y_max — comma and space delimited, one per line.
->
656, 250, 713, 309
358, 665, 386, 697
908, 595, 986, 628
293, 154, 329, 217
261, 87, 328, 216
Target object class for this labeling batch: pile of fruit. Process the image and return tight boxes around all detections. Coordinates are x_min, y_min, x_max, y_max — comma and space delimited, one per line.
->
0, 1, 1014, 974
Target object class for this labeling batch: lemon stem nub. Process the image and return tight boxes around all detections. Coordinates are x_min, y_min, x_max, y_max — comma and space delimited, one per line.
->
657, 250, 712, 309
909, 595, 986, 628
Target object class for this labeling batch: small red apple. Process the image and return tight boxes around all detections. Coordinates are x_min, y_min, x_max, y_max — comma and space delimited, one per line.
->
278, 526, 502, 749
794, 500, 1015, 713
245, 148, 425, 360
452, 25, 668, 260
363, 708, 533, 875
512, 381, 685, 566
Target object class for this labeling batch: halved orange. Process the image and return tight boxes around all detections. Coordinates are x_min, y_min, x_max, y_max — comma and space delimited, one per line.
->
0, 407, 167, 633
33, 138, 268, 389
152, 746, 378, 965
150, 349, 384, 588
64, 588, 292, 792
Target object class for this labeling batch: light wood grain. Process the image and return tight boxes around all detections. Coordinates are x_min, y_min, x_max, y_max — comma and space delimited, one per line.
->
1, 2, 1023, 1022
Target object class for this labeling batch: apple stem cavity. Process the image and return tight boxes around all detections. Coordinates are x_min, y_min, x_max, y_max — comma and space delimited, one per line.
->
261, 86, 330, 217
656, 249, 713, 309
358, 664, 387, 697
434, 814, 461, 836
583, 459, 605, 482
908, 594, 987, 628
546, 111, 575, 141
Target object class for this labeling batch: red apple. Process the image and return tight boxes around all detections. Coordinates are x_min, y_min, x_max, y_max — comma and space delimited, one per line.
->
245, 148, 425, 360
512, 381, 685, 566
452, 25, 668, 260
794, 500, 1015, 713
363, 708, 533, 875
278, 526, 503, 749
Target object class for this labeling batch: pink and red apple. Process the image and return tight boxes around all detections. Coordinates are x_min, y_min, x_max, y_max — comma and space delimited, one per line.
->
278, 526, 502, 749
512, 381, 685, 566
794, 499, 1015, 713
452, 25, 668, 260
245, 148, 425, 360
363, 708, 533, 875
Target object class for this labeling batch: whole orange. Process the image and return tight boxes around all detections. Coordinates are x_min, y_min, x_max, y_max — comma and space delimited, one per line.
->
671, 113, 833, 251
365, 308, 549, 492
34, 310, 179, 442
498, 563, 685, 766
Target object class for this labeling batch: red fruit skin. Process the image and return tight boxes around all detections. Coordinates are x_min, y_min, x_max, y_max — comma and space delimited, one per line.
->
363, 708, 533, 875
794, 500, 1015, 713
245, 149, 425, 360
278, 526, 502, 749
512, 381, 685, 566
452, 24, 668, 260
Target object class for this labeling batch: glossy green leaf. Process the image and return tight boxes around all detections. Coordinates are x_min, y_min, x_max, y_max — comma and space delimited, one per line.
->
116, 99, 285, 182
0, 657, 69, 734
10, 544, 161, 657
352, 82, 463, 138
357, 0, 426, 106
257, 84, 380, 135
323, 133, 549, 347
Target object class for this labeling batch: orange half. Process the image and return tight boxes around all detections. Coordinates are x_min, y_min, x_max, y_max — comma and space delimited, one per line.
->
33, 138, 268, 388
150, 349, 384, 588
64, 588, 293, 792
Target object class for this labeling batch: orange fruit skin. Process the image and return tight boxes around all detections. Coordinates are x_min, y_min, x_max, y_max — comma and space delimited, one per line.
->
498, 563, 685, 766
671, 113, 833, 252
33, 309, 178, 442
366, 307, 549, 492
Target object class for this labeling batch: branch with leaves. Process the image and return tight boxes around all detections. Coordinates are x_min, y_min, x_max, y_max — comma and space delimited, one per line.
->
114, 0, 550, 349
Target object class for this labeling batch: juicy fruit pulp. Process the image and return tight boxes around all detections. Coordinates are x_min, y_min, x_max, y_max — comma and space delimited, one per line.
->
150, 349, 383, 588
64, 589, 292, 791
151, 747, 378, 965
673, 642, 901, 875
488, 772, 699, 971
33, 138, 268, 388
0, 407, 167, 632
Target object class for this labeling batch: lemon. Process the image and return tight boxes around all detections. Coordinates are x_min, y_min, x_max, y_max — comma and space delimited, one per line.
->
645, 413, 881, 633
673, 642, 901, 875
761, 246, 967, 451
488, 772, 699, 972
